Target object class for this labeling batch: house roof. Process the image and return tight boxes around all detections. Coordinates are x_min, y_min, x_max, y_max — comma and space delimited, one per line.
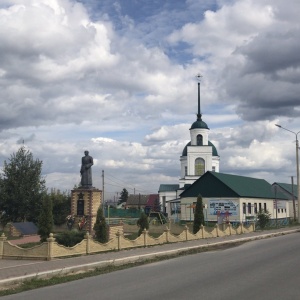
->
158, 184, 180, 192
180, 171, 288, 200
146, 194, 159, 207
126, 194, 149, 206
11, 222, 38, 235
273, 182, 298, 199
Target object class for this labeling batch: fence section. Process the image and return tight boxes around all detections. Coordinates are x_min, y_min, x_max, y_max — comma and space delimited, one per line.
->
0, 223, 255, 260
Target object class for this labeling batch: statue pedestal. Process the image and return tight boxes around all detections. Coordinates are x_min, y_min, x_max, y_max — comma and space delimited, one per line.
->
71, 188, 102, 234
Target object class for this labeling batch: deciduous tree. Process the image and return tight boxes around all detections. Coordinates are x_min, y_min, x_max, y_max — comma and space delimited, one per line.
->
48, 189, 71, 226
0, 147, 46, 225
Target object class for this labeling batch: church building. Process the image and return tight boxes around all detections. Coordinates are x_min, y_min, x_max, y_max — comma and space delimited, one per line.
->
158, 80, 220, 214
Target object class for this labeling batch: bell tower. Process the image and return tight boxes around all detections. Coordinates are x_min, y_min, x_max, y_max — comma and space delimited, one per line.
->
179, 75, 219, 188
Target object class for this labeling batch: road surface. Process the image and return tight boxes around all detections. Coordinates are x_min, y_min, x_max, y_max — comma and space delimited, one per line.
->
2, 232, 300, 300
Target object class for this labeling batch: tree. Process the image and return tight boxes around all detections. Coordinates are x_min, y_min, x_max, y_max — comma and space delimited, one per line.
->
93, 206, 108, 243
0, 147, 46, 224
49, 189, 71, 225
256, 209, 271, 230
137, 212, 149, 236
193, 194, 205, 234
118, 188, 128, 204
37, 195, 53, 242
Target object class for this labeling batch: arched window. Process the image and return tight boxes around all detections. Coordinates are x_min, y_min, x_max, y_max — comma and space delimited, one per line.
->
195, 158, 205, 176
197, 134, 203, 146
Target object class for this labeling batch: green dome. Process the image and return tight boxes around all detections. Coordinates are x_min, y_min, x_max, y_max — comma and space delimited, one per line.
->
190, 120, 209, 129
182, 141, 219, 157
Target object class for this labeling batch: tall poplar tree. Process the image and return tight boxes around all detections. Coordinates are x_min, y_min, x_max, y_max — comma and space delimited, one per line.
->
0, 147, 46, 224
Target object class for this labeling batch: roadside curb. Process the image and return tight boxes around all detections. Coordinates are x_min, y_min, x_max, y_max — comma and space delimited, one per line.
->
1, 228, 299, 287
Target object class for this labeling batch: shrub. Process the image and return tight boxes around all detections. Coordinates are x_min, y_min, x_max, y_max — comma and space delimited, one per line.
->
256, 210, 271, 229
193, 194, 205, 234
137, 212, 149, 236
38, 195, 53, 242
93, 206, 109, 243
55, 231, 85, 247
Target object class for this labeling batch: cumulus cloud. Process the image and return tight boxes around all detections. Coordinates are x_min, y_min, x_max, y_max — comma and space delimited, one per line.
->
0, 0, 299, 198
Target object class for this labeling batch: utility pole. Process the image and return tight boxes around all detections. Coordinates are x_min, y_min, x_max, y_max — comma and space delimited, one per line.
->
275, 125, 300, 223
102, 170, 105, 214
291, 176, 296, 221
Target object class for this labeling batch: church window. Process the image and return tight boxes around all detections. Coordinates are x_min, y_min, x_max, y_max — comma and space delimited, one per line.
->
197, 134, 203, 146
242, 203, 246, 214
248, 203, 251, 214
212, 166, 216, 172
185, 166, 187, 176
195, 158, 205, 176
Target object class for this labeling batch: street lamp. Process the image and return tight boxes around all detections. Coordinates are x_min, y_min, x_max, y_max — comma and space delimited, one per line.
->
275, 124, 300, 223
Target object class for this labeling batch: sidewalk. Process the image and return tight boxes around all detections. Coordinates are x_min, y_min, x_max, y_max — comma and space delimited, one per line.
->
1, 227, 299, 287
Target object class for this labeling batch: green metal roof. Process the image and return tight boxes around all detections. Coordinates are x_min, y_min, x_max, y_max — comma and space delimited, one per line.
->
158, 184, 180, 192
180, 171, 288, 200
273, 182, 298, 199
182, 141, 219, 157
190, 120, 209, 129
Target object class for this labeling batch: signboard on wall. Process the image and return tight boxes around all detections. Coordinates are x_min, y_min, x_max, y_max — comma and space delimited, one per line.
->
209, 199, 239, 216
273, 200, 287, 210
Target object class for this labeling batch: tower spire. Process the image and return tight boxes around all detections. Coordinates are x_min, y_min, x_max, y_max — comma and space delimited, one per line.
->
195, 74, 202, 121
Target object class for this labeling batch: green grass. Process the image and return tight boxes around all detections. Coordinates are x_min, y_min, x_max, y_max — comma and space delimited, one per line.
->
17, 242, 41, 248
125, 232, 165, 240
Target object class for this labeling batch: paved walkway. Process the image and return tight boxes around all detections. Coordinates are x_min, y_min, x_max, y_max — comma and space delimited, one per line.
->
8, 235, 40, 245
1, 227, 299, 287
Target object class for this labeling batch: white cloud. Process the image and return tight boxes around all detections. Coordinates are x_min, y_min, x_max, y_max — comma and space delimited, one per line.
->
0, 0, 299, 199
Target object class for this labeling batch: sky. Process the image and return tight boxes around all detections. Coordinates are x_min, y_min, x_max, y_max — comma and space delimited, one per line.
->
0, 0, 300, 201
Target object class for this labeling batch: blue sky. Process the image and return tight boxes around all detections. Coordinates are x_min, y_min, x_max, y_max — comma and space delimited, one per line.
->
0, 0, 299, 199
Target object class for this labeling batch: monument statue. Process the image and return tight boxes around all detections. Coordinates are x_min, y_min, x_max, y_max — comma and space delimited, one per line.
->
80, 150, 93, 188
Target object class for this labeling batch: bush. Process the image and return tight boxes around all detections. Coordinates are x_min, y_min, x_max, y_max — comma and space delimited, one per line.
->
137, 212, 149, 236
38, 195, 53, 242
93, 206, 109, 243
193, 194, 205, 234
55, 231, 85, 247
256, 210, 271, 229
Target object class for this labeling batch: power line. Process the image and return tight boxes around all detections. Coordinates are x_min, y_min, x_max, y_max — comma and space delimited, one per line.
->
104, 172, 157, 194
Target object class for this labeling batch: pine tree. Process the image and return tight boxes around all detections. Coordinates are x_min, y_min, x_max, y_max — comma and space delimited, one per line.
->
118, 188, 128, 204
137, 212, 149, 236
193, 194, 205, 234
37, 195, 53, 242
93, 206, 108, 243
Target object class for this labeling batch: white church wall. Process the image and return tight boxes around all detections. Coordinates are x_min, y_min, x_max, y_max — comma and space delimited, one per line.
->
190, 128, 209, 145
187, 147, 213, 176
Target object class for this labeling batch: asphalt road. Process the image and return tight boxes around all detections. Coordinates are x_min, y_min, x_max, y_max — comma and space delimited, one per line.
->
2, 232, 300, 300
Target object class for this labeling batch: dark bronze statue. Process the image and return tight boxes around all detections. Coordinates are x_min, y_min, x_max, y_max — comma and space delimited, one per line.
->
80, 150, 93, 188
